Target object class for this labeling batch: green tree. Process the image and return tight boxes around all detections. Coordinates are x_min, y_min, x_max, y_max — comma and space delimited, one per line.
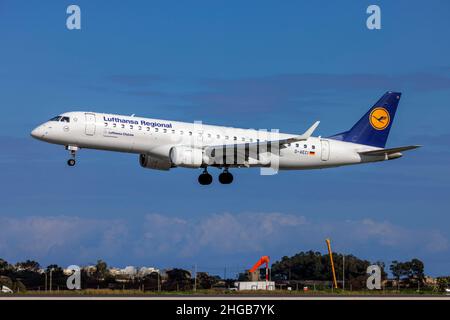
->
390, 261, 402, 281
15, 260, 40, 272
94, 260, 109, 280
46, 264, 66, 289
165, 268, 192, 291
196, 272, 219, 289
0, 259, 13, 277
238, 272, 250, 281
271, 250, 370, 286
436, 277, 450, 292
410, 258, 425, 283
141, 272, 160, 291
390, 259, 426, 286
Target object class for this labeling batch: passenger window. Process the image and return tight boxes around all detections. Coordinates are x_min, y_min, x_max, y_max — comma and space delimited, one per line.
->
163, 129, 167, 133
104, 122, 108, 127
180, 130, 183, 135
172, 130, 175, 134
121, 124, 125, 128
130, 125, 133, 129
147, 127, 150, 131
216, 134, 220, 139
312, 145, 315, 150
113, 123, 116, 128
250, 138, 253, 142
233, 136, 237, 141
189, 131, 192, 136
138, 126, 142, 130
208, 133, 211, 138
155, 128, 159, 132
304, 144, 307, 148
296, 143, 299, 148
242, 137, 245, 142
225, 136, 229, 140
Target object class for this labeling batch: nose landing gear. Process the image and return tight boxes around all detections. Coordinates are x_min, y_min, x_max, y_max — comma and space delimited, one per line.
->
198, 168, 213, 185
218, 169, 233, 184
66, 145, 79, 167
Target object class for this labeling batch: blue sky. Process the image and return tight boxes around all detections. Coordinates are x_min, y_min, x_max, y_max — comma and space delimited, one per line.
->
1, 0, 450, 277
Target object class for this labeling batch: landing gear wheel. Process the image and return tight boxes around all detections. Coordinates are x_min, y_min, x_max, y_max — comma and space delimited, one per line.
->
198, 172, 213, 185
219, 171, 233, 184
66, 145, 79, 167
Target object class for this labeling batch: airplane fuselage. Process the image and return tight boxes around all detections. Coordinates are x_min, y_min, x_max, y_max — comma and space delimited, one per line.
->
31, 111, 384, 172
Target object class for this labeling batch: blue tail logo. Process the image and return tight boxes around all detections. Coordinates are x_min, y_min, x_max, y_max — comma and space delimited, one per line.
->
329, 91, 401, 148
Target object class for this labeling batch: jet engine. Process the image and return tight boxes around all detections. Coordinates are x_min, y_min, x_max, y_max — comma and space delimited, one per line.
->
139, 154, 171, 171
169, 146, 205, 168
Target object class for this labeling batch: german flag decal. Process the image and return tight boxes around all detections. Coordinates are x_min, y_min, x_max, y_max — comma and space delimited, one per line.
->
309, 151, 316, 156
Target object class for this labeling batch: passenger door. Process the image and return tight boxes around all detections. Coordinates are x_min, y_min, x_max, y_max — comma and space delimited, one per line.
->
321, 139, 330, 161
85, 113, 96, 136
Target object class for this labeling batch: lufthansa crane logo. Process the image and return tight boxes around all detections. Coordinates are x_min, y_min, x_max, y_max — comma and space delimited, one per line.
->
369, 107, 390, 130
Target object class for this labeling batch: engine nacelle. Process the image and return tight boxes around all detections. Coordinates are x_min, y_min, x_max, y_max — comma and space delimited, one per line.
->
170, 146, 204, 168
139, 154, 171, 171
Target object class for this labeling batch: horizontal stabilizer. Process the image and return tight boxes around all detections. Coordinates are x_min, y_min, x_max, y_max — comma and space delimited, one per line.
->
358, 145, 421, 156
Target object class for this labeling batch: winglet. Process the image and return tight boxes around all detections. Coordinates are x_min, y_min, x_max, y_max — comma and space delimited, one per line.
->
299, 121, 320, 140
280, 121, 320, 144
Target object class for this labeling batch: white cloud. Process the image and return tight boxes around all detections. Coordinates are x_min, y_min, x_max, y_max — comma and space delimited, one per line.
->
136, 212, 307, 257
0, 213, 447, 269
0, 216, 127, 263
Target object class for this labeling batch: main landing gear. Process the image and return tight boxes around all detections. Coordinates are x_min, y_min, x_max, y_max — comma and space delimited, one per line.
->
198, 168, 234, 185
198, 169, 213, 185
218, 168, 233, 184
66, 145, 79, 167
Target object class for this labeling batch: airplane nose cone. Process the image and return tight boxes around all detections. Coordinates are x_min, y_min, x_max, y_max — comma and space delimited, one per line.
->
31, 126, 44, 139
30, 128, 38, 138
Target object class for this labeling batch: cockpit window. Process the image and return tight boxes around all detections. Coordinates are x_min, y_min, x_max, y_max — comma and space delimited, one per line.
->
49, 116, 70, 122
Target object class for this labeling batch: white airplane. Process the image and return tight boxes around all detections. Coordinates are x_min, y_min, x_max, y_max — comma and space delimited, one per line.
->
31, 92, 420, 185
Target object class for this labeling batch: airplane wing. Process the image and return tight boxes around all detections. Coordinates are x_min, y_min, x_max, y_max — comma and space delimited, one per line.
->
358, 145, 421, 156
204, 121, 320, 156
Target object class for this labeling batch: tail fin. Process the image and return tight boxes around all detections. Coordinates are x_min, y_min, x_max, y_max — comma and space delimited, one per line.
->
329, 91, 401, 148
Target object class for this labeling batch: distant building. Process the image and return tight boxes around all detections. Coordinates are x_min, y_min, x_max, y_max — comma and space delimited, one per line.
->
424, 276, 437, 286
109, 268, 121, 276
234, 281, 275, 291
63, 268, 74, 276
138, 267, 160, 277
122, 266, 137, 277
108, 266, 159, 280
82, 265, 97, 275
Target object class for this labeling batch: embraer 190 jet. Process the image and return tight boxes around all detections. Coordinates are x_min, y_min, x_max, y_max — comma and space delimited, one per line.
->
31, 92, 420, 185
